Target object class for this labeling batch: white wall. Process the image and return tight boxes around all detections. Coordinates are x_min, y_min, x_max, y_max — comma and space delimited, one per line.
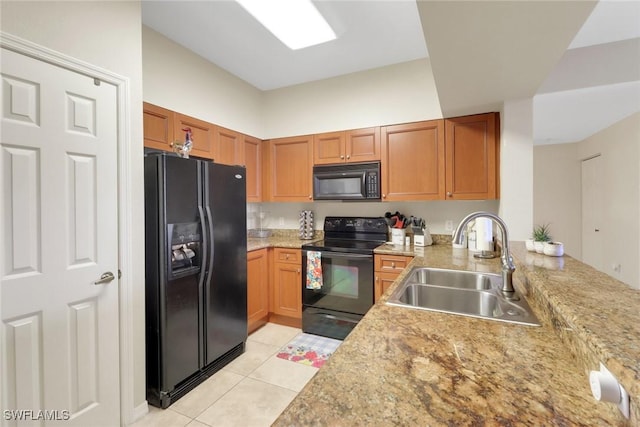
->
499, 98, 534, 240
0, 0, 146, 421
142, 26, 264, 138
533, 113, 640, 288
262, 58, 443, 138
533, 143, 581, 257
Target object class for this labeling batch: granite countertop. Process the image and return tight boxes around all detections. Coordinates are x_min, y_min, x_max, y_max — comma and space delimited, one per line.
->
274, 243, 639, 426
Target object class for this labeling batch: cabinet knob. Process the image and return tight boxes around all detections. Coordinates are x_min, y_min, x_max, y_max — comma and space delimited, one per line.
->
340, 155, 344, 159
391, 262, 396, 268
382, 194, 386, 199
447, 192, 453, 197
308, 195, 312, 200
297, 268, 301, 273
346, 155, 350, 160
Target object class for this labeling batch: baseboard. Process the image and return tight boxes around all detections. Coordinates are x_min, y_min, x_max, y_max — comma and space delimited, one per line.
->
129, 401, 149, 425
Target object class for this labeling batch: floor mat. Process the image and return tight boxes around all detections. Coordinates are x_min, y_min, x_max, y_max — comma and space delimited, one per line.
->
276, 333, 342, 368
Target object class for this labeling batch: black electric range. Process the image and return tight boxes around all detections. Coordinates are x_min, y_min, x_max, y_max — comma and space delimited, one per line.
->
301, 217, 388, 340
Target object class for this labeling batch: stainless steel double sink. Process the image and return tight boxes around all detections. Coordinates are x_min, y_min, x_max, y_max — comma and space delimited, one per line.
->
386, 267, 540, 326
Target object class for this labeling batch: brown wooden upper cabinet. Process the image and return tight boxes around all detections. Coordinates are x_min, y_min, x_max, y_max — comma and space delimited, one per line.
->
445, 112, 498, 200
143, 103, 175, 152
214, 126, 243, 166
381, 120, 445, 201
243, 135, 262, 202
313, 127, 380, 165
174, 113, 215, 160
381, 113, 499, 201
265, 135, 313, 202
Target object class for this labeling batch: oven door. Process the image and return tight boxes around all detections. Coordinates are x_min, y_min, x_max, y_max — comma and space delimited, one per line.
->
302, 250, 374, 315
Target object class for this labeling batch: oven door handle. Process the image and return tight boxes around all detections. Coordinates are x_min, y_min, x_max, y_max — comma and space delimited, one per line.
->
314, 312, 360, 325
308, 251, 373, 259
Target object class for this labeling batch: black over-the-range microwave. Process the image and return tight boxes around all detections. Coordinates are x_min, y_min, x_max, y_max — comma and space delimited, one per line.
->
312, 161, 381, 201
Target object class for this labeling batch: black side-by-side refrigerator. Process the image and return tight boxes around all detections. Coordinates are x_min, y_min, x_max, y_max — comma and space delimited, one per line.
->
144, 152, 247, 408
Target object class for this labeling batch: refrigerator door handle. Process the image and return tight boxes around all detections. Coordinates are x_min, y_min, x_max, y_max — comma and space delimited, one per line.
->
198, 205, 208, 289
205, 205, 214, 284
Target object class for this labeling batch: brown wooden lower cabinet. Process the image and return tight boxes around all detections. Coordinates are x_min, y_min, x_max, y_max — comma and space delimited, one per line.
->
374, 254, 413, 302
247, 248, 270, 334
269, 248, 302, 328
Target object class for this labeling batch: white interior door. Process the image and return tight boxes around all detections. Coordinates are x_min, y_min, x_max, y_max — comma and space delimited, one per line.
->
581, 155, 604, 271
1, 48, 120, 426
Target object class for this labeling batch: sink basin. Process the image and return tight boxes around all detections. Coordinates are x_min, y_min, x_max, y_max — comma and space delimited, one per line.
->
386, 267, 540, 326
407, 267, 499, 290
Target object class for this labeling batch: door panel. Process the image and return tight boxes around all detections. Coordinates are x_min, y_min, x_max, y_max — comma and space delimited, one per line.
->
1, 48, 120, 426
582, 155, 604, 271
205, 163, 247, 365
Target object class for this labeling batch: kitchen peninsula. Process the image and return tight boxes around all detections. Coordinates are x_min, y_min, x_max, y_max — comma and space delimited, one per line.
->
274, 243, 640, 426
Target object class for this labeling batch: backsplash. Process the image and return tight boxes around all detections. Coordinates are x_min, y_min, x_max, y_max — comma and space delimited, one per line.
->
247, 200, 499, 235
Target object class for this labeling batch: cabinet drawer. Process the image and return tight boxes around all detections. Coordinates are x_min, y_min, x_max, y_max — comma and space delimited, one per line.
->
375, 254, 412, 273
274, 248, 301, 264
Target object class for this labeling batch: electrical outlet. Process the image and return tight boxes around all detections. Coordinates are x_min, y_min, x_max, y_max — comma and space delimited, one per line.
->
612, 263, 622, 273
445, 220, 454, 231
279, 217, 285, 226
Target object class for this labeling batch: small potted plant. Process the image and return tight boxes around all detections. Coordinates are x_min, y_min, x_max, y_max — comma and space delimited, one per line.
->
532, 224, 552, 254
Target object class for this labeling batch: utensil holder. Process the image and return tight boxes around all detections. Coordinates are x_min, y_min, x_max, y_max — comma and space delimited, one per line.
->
299, 210, 315, 240
390, 228, 406, 245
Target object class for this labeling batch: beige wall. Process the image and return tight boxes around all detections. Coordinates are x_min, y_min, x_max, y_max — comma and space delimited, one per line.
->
499, 98, 534, 241
578, 113, 640, 288
262, 58, 442, 138
534, 112, 640, 288
142, 26, 264, 138
533, 143, 581, 257
1, 0, 147, 421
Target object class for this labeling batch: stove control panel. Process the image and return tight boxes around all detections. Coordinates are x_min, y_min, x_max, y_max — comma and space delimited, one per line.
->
324, 217, 388, 232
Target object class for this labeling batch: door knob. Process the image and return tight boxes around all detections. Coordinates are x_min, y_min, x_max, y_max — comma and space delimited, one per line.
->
94, 271, 115, 285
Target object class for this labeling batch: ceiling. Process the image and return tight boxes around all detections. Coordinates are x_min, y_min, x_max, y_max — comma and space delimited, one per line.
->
141, 0, 640, 145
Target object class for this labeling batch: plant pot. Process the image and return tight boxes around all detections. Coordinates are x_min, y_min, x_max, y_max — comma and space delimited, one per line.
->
534, 241, 545, 254
525, 239, 536, 252
543, 241, 564, 257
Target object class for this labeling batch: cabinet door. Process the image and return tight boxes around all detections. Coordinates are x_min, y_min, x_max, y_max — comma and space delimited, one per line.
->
143, 102, 174, 152
215, 126, 243, 165
267, 135, 313, 202
381, 120, 445, 201
244, 135, 262, 202
247, 249, 269, 334
445, 113, 498, 200
374, 271, 400, 303
313, 131, 345, 165
346, 127, 380, 163
174, 113, 215, 159
272, 262, 302, 319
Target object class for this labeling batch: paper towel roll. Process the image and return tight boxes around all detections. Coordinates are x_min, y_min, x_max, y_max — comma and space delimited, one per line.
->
475, 218, 494, 251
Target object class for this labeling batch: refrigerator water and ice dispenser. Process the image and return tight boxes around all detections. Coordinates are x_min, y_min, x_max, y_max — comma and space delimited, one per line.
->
167, 222, 202, 279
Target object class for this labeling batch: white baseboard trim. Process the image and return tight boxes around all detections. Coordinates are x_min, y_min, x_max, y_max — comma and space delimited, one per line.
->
130, 401, 149, 425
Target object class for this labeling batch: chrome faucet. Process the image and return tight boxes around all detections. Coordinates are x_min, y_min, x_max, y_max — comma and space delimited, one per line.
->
452, 212, 517, 299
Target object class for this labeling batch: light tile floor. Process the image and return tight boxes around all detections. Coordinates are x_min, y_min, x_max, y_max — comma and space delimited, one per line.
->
131, 323, 316, 427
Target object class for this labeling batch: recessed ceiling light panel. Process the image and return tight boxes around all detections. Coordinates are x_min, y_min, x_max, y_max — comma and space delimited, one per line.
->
236, 0, 337, 50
